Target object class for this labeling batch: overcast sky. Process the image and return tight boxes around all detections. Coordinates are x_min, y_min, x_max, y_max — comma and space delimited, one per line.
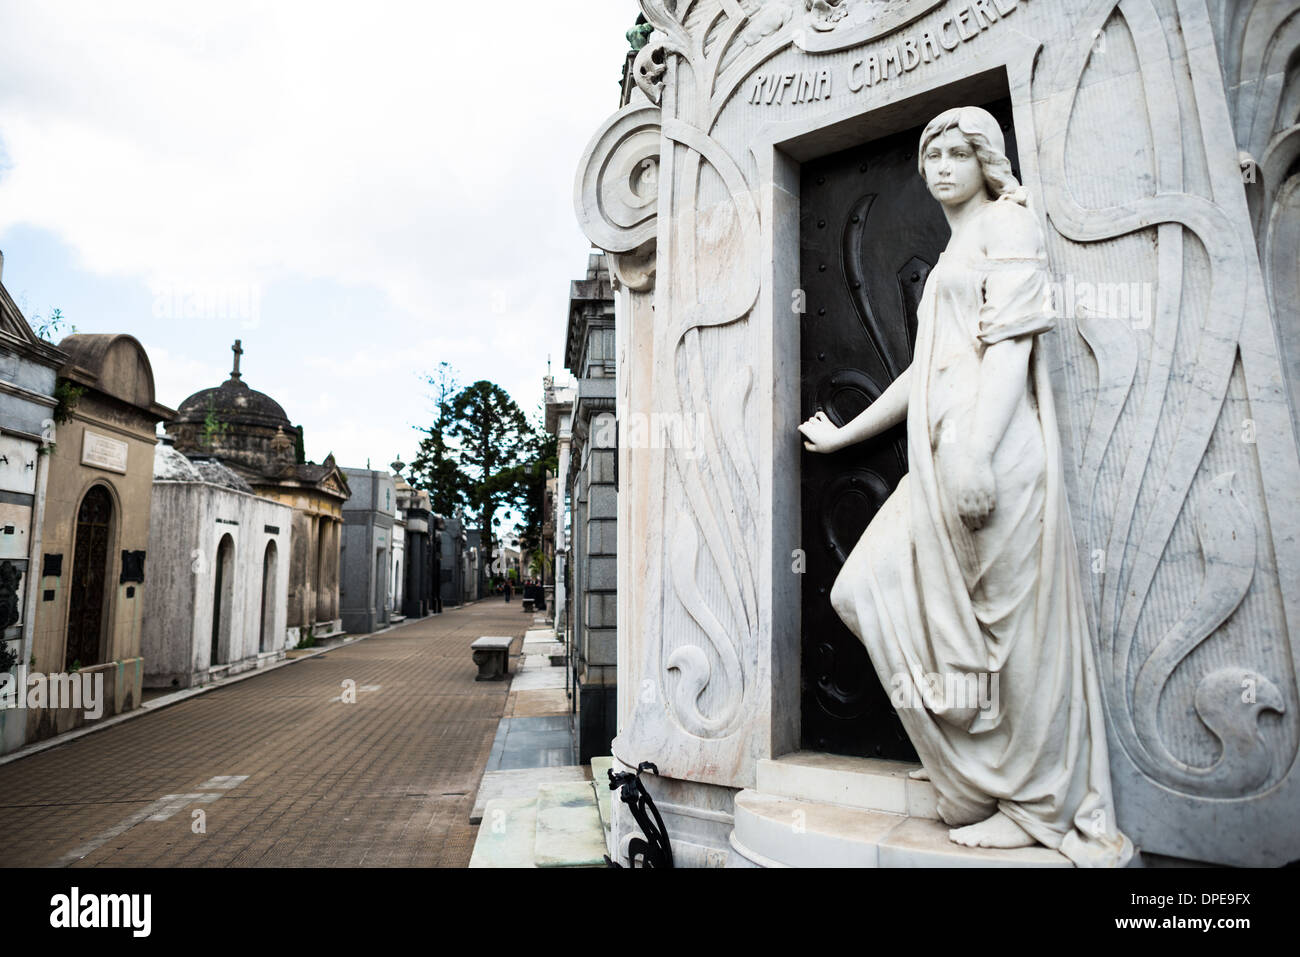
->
0, 0, 638, 471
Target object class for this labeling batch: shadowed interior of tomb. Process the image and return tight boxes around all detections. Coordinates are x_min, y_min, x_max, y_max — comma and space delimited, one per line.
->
799, 96, 1019, 760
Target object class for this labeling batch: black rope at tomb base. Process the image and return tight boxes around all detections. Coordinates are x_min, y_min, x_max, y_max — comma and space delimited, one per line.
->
606, 761, 673, 869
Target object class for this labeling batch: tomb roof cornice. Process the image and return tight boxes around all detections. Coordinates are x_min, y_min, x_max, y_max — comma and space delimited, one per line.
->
56, 333, 175, 423
0, 277, 69, 370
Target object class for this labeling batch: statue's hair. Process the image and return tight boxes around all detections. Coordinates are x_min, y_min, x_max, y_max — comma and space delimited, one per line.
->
917, 107, 1028, 205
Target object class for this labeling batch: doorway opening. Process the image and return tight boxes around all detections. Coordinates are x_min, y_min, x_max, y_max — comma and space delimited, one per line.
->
210, 533, 235, 666
259, 540, 278, 653
798, 96, 1020, 759
66, 484, 114, 671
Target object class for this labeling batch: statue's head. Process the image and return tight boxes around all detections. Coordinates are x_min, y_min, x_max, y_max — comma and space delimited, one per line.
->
918, 106, 1023, 205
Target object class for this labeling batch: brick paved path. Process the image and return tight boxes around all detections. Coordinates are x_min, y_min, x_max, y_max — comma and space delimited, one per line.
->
0, 600, 529, 867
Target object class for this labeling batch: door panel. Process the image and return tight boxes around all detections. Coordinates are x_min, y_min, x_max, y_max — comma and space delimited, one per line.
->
66, 485, 112, 670
799, 99, 1018, 758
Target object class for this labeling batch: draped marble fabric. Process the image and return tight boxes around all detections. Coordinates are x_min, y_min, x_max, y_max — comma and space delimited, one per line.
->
830, 197, 1134, 867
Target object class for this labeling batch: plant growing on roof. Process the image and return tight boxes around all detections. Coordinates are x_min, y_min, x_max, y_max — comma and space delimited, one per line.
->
52, 379, 85, 425
200, 399, 230, 448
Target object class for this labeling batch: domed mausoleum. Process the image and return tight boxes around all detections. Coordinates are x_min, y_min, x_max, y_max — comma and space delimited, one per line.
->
173, 341, 349, 643
172, 351, 300, 481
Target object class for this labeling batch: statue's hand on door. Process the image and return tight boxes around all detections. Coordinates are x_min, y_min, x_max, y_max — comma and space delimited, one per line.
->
799, 411, 844, 453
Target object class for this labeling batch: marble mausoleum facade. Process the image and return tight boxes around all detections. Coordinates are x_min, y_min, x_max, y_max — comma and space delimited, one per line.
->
575, 0, 1300, 867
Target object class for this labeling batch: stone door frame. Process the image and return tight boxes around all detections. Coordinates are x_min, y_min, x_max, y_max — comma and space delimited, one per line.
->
751, 46, 1047, 772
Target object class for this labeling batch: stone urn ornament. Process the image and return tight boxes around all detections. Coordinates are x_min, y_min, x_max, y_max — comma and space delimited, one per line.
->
799, 105, 1134, 867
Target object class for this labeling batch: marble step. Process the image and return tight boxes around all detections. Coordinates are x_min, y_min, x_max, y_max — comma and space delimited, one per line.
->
468, 797, 538, 868
533, 782, 607, 868
470, 765, 589, 823
757, 751, 939, 818
590, 756, 614, 836
520, 641, 566, 658
730, 790, 1072, 868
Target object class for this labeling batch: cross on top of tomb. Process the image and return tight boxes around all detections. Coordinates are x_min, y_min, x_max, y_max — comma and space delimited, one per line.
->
230, 339, 243, 381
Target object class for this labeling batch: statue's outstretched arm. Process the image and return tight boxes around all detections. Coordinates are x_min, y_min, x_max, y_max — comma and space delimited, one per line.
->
800, 366, 911, 453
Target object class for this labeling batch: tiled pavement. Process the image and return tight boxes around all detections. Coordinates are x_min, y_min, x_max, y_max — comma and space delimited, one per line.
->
0, 599, 529, 868
467, 628, 587, 831
485, 716, 577, 770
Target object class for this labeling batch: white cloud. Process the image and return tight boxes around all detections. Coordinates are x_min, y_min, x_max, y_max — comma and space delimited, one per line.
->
0, 0, 638, 476
147, 345, 230, 415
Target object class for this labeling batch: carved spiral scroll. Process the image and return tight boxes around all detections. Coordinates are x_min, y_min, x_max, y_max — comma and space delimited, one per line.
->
574, 105, 662, 257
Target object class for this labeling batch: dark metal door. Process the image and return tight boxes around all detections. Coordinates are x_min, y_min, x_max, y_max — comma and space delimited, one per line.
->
66, 485, 112, 670
259, 542, 276, 653
799, 100, 1018, 758
211, 535, 232, 666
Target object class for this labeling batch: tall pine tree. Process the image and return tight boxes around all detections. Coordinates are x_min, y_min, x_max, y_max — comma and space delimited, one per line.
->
446, 380, 533, 577
410, 362, 466, 517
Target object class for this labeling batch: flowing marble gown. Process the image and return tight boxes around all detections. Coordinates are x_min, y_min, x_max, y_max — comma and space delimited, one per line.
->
829, 196, 1134, 867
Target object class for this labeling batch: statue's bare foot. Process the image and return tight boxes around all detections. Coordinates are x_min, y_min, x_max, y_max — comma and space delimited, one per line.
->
948, 811, 1035, 849
908, 767, 930, 781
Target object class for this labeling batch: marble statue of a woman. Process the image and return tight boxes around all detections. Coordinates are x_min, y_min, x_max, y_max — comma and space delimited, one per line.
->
798, 106, 1134, 868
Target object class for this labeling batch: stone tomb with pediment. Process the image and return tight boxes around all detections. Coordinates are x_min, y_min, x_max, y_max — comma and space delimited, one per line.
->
174, 342, 351, 645
575, 0, 1300, 866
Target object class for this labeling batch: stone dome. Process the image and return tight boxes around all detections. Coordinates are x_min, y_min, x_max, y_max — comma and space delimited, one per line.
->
171, 340, 301, 480
175, 377, 291, 431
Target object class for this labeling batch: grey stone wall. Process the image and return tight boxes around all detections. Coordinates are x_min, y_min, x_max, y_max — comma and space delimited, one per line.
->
143, 469, 292, 689
563, 253, 618, 764
438, 516, 464, 607
339, 468, 395, 635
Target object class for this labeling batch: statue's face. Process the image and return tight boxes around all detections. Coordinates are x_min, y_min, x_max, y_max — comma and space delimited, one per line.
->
922, 127, 983, 205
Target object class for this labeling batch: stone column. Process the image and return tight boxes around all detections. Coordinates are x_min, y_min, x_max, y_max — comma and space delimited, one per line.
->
572, 473, 588, 681
579, 440, 617, 764
327, 518, 341, 623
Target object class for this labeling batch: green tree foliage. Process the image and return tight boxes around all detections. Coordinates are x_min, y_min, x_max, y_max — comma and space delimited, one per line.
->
503, 415, 557, 555
27, 307, 76, 343
413, 369, 555, 575
410, 362, 467, 517
446, 380, 533, 576
25, 309, 84, 427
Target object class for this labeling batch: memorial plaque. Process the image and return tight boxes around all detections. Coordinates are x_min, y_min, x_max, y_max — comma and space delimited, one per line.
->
81, 431, 129, 474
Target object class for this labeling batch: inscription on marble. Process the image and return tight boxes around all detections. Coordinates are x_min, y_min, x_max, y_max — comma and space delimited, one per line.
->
749, 69, 833, 105
849, 0, 1025, 90
748, 0, 1031, 105
81, 431, 128, 474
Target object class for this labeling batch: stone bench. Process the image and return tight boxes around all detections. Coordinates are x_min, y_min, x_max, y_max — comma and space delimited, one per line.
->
472, 636, 513, 681
522, 598, 536, 613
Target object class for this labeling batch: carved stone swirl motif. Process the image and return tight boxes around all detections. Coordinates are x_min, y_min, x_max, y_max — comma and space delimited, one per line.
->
578, 0, 822, 739
1215, 1, 1300, 439
1041, 0, 1291, 797
574, 104, 661, 289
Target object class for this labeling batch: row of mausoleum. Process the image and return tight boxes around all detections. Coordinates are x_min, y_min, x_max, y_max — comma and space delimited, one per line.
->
0, 263, 470, 755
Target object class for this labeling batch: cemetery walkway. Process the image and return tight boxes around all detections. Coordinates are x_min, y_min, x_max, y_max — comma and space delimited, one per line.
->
0, 600, 530, 867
